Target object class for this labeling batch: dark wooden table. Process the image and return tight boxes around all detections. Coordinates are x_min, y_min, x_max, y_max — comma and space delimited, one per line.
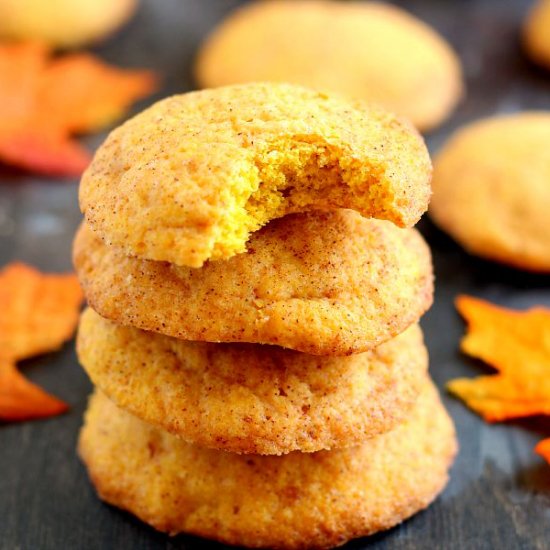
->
1, 1, 550, 548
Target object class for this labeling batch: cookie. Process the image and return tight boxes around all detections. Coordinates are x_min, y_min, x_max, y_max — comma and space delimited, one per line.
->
430, 113, 550, 272
74, 210, 433, 355
77, 307, 428, 455
79, 82, 431, 268
195, 1, 462, 132
0, 0, 136, 48
524, 0, 550, 68
79, 379, 457, 549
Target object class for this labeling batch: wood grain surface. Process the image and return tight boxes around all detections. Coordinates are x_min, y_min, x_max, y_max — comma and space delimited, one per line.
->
1, 1, 550, 549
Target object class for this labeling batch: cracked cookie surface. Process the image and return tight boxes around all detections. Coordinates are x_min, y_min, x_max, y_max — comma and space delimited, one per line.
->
79, 379, 457, 550
74, 210, 433, 355
79, 82, 431, 267
78, 308, 428, 455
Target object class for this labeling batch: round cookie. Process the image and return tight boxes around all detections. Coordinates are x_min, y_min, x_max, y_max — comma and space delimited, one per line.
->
79, 380, 457, 549
195, 1, 463, 132
79, 82, 432, 268
77, 307, 428, 455
73, 210, 434, 355
0, 0, 136, 48
430, 113, 550, 272
524, 0, 550, 69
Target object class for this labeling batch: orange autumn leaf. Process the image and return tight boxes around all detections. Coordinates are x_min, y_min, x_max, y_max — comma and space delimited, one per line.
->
0, 262, 83, 422
0, 127, 91, 176
40, 53, 157, 133
0, 262, 83, 360
0, 41, 157, 176
0, 359, 68, 422
535, 439, 550, 463
447, 295, 550, 464
448, 295, 550, 422
0, 42, 93, 176
0, 42, 45, 120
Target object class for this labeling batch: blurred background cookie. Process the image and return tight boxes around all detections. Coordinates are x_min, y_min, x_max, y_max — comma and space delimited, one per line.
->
79, 380, 457, 549
80, 82, 431, 268
77, 308, 428, 455
523, 0, 550, 68
74, 211, 433, 356
195, 0, 463, 132
430, 112, 550, 272
0, 0, 137, 48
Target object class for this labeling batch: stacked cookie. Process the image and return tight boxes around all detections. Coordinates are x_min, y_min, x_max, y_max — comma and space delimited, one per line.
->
74, 83, 457, 549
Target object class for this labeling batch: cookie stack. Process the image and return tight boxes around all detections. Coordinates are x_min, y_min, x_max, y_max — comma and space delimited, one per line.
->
74, 83, 457, 549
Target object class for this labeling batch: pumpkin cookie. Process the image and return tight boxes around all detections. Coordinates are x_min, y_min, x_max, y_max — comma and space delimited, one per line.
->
430, 113, 550, 272
524, 0, 550, 69
79, 379, 457, 549
79, 82, 431, 268
195, 1, 463, 132
74, 210, 433, 355
0, 0, 136, 48
77, 308, 428, 455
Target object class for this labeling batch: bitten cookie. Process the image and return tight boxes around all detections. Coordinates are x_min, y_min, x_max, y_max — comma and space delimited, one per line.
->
79, 82, 431, 267
77, 308, 428, 455
195, 1, 463, 132
74, 210, 433, 355
0, 0, 136, 48
79, 380, 457, 549
430, 112, 550, 272
524, 0, 550, 68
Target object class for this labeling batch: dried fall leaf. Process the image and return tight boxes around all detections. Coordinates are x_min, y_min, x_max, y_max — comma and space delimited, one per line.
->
0, 42, 90, 175
448, 295, 550, 422
448, 295, 550, 464
535, 439, 550, 463
0, 262, 83, 360
0, 126, 91, 176
0, 358, 68, 422
40, 53, 157, 133
0, 41, 157, 176
0, 262, 82, 422
0, 42, 45, 121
